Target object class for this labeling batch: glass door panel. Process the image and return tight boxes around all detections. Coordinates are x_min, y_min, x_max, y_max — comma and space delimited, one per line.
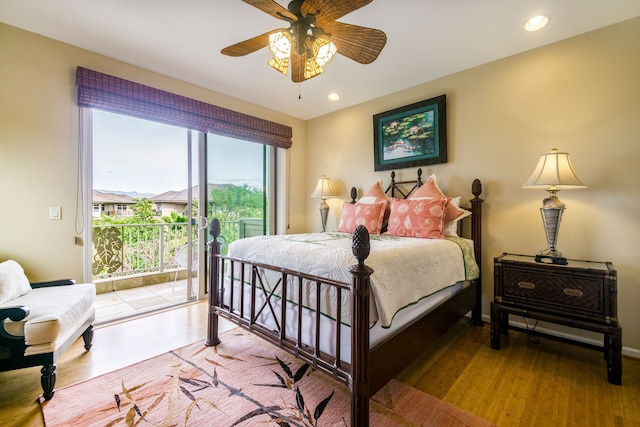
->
205, 134, 269, 251
91, 110, 198, 322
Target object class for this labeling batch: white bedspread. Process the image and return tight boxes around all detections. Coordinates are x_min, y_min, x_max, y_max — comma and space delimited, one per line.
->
227, 232, 478, 328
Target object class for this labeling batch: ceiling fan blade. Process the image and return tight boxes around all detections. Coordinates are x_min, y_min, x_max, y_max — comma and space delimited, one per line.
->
322, 21, 386, 64
301, 0, 372, 27
221, 28, 288, 57
242, 0, 297, 22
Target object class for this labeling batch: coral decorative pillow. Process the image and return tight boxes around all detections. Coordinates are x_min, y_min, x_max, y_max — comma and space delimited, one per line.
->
0, 260, 32, 304
338, 201, 387, 234
384, 198, 447, 239
411, 174, 467, 226
362, 181, 388, 203
361, 181, 390, 228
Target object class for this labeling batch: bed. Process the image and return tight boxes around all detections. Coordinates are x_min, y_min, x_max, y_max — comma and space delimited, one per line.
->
205, 170, 484, 426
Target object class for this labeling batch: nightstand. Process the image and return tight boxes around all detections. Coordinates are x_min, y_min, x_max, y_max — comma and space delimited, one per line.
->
491, 253, 621, 385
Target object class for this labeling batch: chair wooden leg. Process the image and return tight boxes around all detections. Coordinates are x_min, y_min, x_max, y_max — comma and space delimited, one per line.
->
41, 364, 57, 400
82, 325, 94, 351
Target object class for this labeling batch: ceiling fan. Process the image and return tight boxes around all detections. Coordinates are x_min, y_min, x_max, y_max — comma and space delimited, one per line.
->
221, 0, 387, 83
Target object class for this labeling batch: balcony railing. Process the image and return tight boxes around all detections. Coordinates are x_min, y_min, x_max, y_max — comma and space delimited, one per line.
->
91, 219, 249, 280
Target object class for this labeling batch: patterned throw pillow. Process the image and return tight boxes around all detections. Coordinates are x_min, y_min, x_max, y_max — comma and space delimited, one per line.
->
384, 198, 448, 239
360, 181, 390, 229
411, 174, 469, 234
337, 201, 387, 234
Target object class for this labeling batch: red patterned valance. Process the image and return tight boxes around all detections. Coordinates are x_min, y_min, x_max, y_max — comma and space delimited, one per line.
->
76, 67, 292, 149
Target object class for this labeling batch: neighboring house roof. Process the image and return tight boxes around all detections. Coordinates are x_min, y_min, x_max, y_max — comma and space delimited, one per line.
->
152, 186, 198, 204
93, 190, 136, 204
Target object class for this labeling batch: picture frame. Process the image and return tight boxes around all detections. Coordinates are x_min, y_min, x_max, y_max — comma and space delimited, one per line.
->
373, 94, 447, 171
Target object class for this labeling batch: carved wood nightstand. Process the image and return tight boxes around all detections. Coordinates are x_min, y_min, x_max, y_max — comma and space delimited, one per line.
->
490, 253, 621, 385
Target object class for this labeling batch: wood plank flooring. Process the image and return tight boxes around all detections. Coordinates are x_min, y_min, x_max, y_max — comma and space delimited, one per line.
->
1, 302, 638, 426
397, 319, 640, 426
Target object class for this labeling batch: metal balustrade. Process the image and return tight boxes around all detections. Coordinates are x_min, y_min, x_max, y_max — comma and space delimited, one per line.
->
91, 220, 240, 280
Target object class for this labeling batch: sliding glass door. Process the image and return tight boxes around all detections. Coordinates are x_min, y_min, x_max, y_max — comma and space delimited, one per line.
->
90, 110, 199, 322
85, 110, 279, 320
204, 133, 273, 252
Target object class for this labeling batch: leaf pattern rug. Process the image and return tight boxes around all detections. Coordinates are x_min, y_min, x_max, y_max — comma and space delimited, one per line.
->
40, 329, 495, 426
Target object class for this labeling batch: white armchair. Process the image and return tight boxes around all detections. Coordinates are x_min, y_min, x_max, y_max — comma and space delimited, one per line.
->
0, 260, 95, 400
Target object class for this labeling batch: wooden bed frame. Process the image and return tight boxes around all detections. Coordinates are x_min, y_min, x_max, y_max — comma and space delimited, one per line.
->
205, 171, 484, 426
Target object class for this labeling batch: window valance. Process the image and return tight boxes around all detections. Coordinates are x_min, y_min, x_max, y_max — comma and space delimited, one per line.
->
76, 67, 292, 149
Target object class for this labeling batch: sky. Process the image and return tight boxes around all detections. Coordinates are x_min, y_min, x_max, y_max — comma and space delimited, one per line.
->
92, 110, 264, 195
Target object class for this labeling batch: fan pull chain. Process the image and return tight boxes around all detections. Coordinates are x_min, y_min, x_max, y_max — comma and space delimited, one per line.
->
298, 83, 302, 100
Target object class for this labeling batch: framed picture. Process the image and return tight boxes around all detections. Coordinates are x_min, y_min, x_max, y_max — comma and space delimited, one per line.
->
373, 94, 447, 171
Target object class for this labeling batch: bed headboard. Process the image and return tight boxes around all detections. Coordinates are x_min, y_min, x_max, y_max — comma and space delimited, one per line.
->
349, 169, 483, 275
385, 169, 424, 199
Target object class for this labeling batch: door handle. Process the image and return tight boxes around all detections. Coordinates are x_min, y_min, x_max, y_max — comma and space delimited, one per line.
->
199, 216, 209, 230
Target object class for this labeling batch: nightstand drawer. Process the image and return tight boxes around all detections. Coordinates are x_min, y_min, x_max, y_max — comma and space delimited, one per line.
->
502, 268, 604, 315
494, 253, 617, 324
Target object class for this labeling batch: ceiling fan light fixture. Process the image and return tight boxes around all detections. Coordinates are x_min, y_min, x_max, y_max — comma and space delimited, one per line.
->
313, 38, 337, 67
268, 56, 289, 75
269, 32, 291, 60
222, 0, 385, 83
303, 58, 325, 80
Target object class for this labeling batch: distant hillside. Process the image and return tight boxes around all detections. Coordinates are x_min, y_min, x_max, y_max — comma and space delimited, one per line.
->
96, 190, 156, 198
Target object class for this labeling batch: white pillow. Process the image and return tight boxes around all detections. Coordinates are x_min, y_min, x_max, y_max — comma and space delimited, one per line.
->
0, 260, 32, 304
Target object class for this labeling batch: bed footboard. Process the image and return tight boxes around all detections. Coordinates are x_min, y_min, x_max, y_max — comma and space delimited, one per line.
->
206, 219, 374, 426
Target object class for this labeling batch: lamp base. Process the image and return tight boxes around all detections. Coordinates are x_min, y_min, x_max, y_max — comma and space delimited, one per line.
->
535, 254, 568, 265
540, 195, 565, 259
319, 201, 329, 233
540, 247, 564, 258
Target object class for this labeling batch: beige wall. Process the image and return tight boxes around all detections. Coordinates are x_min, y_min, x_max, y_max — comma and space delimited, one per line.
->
0, 23, 307, 281
306, 18, 640, 354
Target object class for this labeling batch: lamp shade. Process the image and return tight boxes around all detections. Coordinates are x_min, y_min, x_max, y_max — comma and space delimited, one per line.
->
522, 148, 587, 190
310, 175, 337, 199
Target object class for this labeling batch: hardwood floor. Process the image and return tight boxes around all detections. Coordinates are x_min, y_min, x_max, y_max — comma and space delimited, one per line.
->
397, 319, 640, 427
1, 302, 638, 426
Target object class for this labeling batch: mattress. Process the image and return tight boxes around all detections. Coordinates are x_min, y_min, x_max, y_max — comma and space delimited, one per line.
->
226, 232, 478, 327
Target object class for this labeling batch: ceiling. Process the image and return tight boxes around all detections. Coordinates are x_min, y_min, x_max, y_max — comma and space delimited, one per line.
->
2, 0, 639, 120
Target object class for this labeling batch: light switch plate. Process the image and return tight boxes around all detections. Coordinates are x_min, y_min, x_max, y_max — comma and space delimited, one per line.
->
49, 206, 61, 220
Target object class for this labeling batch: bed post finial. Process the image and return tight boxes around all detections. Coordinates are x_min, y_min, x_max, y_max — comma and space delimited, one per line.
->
209, 218, 220, 240
350, 187, 358, 204
472, 179, 482, 198
352, 225, 371, 265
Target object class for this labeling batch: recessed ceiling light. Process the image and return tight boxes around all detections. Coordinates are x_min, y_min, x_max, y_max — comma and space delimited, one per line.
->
524, 14, 550, 32
328, 92, 340, 101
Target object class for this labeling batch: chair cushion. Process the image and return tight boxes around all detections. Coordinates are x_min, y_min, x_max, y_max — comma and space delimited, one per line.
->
1, 283, 95, 354
0, 260, 32, 304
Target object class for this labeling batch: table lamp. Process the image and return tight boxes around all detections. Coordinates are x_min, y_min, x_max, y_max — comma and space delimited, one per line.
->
522, 148, 586, 262
311, 175, 337, 232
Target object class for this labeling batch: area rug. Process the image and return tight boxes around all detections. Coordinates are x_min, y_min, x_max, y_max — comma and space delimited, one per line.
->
41, 329, 494, 426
